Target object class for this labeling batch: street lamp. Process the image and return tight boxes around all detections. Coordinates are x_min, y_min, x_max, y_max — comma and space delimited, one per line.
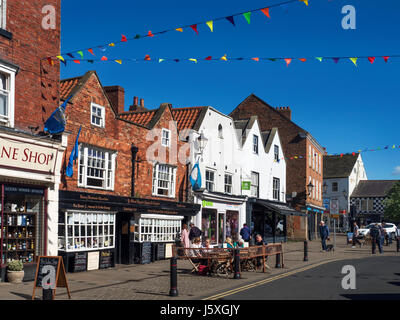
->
197, 132, 208, 154
307, 182, 314, 196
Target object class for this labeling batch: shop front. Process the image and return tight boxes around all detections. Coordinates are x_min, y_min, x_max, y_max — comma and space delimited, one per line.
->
194, 191, 246, 246
58, 190, 200, 272
304, 204, 326, 240
0, 129, 66, 281
247, 198, 305, 244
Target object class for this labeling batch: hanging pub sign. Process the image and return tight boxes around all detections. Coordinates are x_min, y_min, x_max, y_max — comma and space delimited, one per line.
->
32, 256, 71, 300
241, 181, 251, 190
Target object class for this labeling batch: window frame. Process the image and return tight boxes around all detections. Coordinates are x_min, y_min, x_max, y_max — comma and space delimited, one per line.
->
0, 62, 15, 128
253, 135, 259, 155
224, 173, 233, 194
78, 144, 116, 191
152, 163, 176, 198
90, 102, 106, 128
161, 128, 171, 147
0, 0, 6, 30
205, 169, 215, 192
332, 182, 338, 192
273, 177, 280, 201
251, 171, 259, 198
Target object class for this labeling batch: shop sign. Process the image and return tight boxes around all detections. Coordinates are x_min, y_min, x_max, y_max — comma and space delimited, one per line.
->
202, 200, 214, 207
330, 199, 339, 215
323, 198, 330, 210
0, 136, 57, 174
241, 181, 251, 190
87, 251, 100, 271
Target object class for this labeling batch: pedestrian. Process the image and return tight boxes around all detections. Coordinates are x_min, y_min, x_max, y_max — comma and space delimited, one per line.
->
189, 222, 202, 241
370, 223, 383, 254
352, 221, 362, 248
240, 223, 251, 243
181, 223, 190, 249
382, 221, 392, 245
379, 224, 386, 247
253, 234, 270, 269
319, 221, 330, 252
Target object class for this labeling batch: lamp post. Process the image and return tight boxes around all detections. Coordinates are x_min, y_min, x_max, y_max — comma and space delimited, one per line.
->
343, 189, 348, 232
307, 182, 314, 197
196, 132, 208, 156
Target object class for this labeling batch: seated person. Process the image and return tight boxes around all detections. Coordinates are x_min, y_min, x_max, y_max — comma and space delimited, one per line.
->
189, 237, 203, 263
225, 237, 234, 248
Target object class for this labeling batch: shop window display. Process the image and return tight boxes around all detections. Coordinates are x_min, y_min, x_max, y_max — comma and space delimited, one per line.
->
202, 209, 217, 244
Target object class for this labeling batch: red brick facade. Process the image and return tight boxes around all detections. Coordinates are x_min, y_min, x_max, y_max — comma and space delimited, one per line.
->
0, 0, 61, 131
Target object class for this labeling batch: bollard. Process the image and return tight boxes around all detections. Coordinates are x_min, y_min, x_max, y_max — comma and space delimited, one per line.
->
275, 253, 281, 268
169, 257, 178, 297
233, 248, 241, 279
303, 241, 308, 262
397, 237, 400, 252
43, 289, 53, 300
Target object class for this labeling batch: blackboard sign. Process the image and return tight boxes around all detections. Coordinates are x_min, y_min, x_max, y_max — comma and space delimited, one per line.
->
73, 252, 87, 272
99, 250, 114, 269
32, 256, 71, 300
157, 244, 165, 260
140, 242, 151, 264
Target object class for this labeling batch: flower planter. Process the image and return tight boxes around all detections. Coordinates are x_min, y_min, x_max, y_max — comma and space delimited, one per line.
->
7, 270, 24, 283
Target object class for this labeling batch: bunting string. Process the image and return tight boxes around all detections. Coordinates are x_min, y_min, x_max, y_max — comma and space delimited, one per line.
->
47, 0, 308, 62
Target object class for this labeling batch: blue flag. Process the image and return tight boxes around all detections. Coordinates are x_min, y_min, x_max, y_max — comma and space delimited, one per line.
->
189, 161, 202, 191
44, 95, 72, 134
66, 126, 82, 178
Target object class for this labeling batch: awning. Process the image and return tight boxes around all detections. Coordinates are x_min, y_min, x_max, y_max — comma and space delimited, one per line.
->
253, 199, 307, 217
305, 203, 327, 214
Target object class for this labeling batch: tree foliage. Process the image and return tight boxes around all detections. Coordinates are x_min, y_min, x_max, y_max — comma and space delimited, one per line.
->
383, 181, 400, 223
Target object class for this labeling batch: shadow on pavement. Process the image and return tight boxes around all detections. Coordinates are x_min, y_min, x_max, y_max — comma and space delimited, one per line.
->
10, 292, 33, 300
341, 294, 400, 300
388, 282, 400, 287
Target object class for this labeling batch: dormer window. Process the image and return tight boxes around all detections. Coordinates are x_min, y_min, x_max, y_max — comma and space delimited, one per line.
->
91, 103, 105, 128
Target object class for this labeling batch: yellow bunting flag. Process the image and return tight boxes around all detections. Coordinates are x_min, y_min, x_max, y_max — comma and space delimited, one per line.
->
206, 21, 213, 32
108, 43, 115, 47
56, 55, 65, 62
220, 54, 227, 61
392, 145, 396, 149
158, 59, 164, 63
189, 58, 197, 63
350, 57, 358, 66
175, 28, 183, 32
300, 0, 308, 5
115, 60, 122, 64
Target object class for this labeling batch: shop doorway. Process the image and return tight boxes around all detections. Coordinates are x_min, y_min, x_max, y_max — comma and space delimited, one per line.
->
116, 214, 135, 264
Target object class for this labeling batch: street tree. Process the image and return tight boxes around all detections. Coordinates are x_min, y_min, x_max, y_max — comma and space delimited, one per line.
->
383, 181, 400, 223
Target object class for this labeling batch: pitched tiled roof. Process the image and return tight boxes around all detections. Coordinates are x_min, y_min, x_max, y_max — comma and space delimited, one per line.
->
60, 76, 82, 100
351, 180, 398, 198
118, 110, 158, 128
324, 154, 359, 179
172, 107, 207, 131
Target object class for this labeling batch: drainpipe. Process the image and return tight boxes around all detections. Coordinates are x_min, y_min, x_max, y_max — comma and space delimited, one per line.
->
131, 144, 139, 197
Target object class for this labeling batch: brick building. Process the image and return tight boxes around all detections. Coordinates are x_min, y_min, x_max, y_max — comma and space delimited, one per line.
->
230, 94, 326, 240
0, 0, 67, 281
58, 70, 199, 271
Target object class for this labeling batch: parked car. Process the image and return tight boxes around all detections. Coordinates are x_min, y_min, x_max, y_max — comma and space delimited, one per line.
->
358, 223, 397, 239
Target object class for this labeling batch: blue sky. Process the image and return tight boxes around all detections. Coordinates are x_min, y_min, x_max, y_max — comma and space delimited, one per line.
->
60, 0, 400, 180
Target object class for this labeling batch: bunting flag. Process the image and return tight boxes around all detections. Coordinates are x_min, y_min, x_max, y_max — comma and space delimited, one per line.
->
333, 58, 340, 64
159, 58, 164, 63
73, 60, 81, 64
56, 55, 65, 62
243, 12, 251, 24
189, 58, 197, 63
45, 0, 309, 61
220, 54, 227, 61
101, 56, 108, 61
350, 57, 358, 66
115, 60, 122, 64
144, 54, 151, 61
206, 21, 213, 32
77, 51, 84, 59
316, 57, 323, 62
88, 48, 95, 56
383, 56, 390, 63
299, 58, 306, 62
205, 56, 212, 60
368, 57, 375, 64
284, 58, 292, 66
252, 57, 259, 62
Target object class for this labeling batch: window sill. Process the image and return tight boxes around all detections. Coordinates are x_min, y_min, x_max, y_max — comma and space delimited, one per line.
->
0, 28, 12, 40
78, 185, 114, 192
151, 194, 176, 200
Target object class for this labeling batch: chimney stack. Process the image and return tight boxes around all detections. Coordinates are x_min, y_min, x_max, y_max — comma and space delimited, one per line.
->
133, 96, 138, 106
276, 106, 292, 120
129, 97, 148, 112
104, 86, 125, 114
140, 98, 144, 107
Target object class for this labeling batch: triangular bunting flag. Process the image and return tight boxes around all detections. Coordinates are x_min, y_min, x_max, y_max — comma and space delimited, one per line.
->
56, 55, 65, 62
148, 30, 154, 37
206, 21, 213, 32
174, 59, 180, 63
175, 28, 183, 32
284, 58, 292, 66
77, 51, 84, 59
158, 59, 164, 63
316, 57, 323, 62
252, 57, 259, 62
144, 55, 151, 61
300, 0, 308, 5
115, 60, 122, 64
350, 57, 358, 66
189, 58, 197, 63
261, 8, 271, 18
220, 54, 227, 61
101, 56, 108, 61
88, 60, 94, 64
73, 60, 80, 64
243, 12, 251, 24
190, 24, 198, 35
121, 34, 127, 42
205, 56, 212, 60
226, 16, 235, 26
299, 58, 306, 62
108, 43, 115, 47
67, 53, 75, 58
368, 57, 375, 64
383, 56, 390, 63
333, 58, 340, 64
134, 34, 141, 39
268, 58, 277, 62
88, 48, 95, 56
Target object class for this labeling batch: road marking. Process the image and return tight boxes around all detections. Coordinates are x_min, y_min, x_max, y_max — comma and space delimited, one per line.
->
203, 259, 341, 300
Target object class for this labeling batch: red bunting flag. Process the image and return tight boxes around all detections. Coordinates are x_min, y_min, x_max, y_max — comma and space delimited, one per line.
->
368, 57, 375, 64
299, 58, 306, 62
204, 56, 212, 60
352, 152, 356, 156
284, 58, 292, 66
144, 55, 151, 61
190, 24, 198, 35
101, 56, 108, 61
340, 153, 343, 158
88, 48, 95, 56
261, 8, 271, 18
252, 57, 259, 62
73, 60, 81, 64
383, 56, 390, 63
47, 58, 54, 66
148, 30, 154, 37
121, 34, 128, 42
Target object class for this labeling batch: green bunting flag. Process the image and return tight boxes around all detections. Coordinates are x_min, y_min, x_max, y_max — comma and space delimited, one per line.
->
243, 12, 251, 24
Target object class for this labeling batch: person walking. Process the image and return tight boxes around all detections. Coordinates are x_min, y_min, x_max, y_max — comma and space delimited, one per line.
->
181, 224, 190, 249
370, 223, 383, 254
240, 223, 251, 243
189, 222, 202, 242
319, 221, 330, 252
352, 221, 362, 248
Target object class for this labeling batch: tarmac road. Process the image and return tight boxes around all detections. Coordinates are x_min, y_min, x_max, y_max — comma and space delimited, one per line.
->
209, 256, 400, 300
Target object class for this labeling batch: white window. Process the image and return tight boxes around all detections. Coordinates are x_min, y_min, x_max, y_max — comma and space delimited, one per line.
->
138, 216, 182, 243
58, 211, 116, 252
253, 135, 259, 154
206, 170, 215, 192
0, 0, 6, 30
251, 171, 259, 197
273, 178, 280, 201
161, 128, 170, 147
274, 145, 279, 162
78, 145, 116, 190
91, 103, 105, 127
0, 64, 15, 128
152, 164, 176, 197
224, 173, 232, 194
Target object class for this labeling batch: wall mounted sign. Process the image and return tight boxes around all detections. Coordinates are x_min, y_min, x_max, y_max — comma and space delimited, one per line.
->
87, 251, 100, 271
330, 199, 339, 215
202, 200, 214, 207
241, 181, 251, 190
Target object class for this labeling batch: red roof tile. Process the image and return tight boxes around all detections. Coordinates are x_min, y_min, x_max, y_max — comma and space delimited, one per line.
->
60, 76, 82, 100
119, 110, 157, 127
172, 107, 206, 131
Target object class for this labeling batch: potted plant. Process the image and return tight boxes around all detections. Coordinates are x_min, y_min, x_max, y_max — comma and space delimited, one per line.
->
7, 260, 24, 283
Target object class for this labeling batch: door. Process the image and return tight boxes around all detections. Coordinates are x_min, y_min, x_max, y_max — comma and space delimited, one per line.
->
116, 214, 134, 264
218, 212, 226, 245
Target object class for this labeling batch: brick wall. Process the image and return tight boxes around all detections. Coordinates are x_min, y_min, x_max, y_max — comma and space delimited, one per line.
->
0, 0, 61, 131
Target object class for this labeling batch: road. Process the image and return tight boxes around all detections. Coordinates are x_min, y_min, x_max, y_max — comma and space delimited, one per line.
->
209, 256, 400, 300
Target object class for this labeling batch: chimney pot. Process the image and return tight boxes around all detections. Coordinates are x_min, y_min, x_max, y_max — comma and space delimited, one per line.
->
133, 96, 138, 106
140, 98, 144, 107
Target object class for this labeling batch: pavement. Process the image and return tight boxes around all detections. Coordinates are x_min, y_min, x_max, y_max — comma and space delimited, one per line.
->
0, 234, 398, 300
